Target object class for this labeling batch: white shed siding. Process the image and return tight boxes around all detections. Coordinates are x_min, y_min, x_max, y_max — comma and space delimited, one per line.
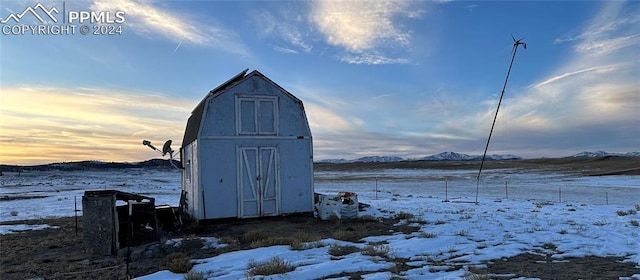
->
182, 141, 203, 220
191, 140, 201, 220
181, 70, 313, 221
200, 76, 311, 138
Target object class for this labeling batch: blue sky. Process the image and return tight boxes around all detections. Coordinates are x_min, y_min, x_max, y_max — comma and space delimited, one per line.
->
1, 0, 638, 165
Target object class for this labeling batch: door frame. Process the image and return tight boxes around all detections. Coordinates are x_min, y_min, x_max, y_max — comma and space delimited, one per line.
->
237, 146, 280, 218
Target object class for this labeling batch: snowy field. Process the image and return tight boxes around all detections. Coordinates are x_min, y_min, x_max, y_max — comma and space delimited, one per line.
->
1, 168, 640, 279
0, 169, 181, 222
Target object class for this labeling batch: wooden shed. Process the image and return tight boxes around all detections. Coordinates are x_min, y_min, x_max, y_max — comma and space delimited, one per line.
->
180, 69, 314, 221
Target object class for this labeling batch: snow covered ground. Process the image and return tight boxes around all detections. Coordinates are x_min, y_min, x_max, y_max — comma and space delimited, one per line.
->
1, 168, 639, 279
0, 169, 181, 222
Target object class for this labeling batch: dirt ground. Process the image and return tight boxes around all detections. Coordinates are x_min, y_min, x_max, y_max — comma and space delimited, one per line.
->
1, 214, 639, 280
0, 214, 421, 279
315, 156, 640, 176
2, 157, 639, 279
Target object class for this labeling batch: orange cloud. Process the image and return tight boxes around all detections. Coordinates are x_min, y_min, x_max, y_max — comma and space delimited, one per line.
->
0, 86, 194, 165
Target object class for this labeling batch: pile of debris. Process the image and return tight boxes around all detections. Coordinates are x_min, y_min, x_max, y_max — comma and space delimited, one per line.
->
314, 192, 360, 220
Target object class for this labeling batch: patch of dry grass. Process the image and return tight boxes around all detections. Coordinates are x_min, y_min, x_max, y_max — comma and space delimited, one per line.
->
247, 256, 295, 276
242, 229, 265, 243
463, 270, 490, 280
536, 201, 554, 208
593, 220, 608, 226
183, 270, 204, 280
290, 231, 322, 250
359, 215, 379, 221
332, 229, 358, 242
165, 252, 192, 273
327, 244, 360, 257
616, 209, 637, 216
220, 235, 239, 245
247, 231, 322, 250
361, 244, 390, 257
419, 232, 437, 238
395, 212, 414, 220
250, 236, 291, 248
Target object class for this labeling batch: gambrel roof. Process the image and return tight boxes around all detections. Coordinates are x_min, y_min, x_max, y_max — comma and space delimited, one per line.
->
181, 69, 305, 148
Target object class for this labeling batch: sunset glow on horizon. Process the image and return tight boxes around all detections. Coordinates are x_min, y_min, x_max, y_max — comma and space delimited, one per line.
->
2, 1, 638, 165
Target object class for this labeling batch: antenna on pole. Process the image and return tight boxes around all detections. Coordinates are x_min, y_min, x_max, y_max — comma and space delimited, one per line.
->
143, 139, 181, 170
476, 35, 526, 204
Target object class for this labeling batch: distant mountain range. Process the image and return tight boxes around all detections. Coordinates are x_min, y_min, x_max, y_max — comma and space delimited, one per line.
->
0, 159, 180, 172
569, 151, 640, 158
2, 151, 638, 171
417, 152, 521, 161
316, 152, 522, 163
316, 156, 405, 164
317, 150, 640, 163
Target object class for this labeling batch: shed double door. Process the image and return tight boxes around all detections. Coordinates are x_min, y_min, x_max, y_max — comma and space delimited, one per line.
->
238, 147, 279, 218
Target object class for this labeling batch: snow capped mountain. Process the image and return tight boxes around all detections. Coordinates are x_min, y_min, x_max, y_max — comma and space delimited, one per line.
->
570, 151, 610, 158
352, 156, 404, 163
485, 154, 523, 160
417, 152, 521, 161
315, 158, 350, 164
315, 156, 403, 163
315, 152, 522, 163
570, 151, 640, 158
418, 152, 472, 161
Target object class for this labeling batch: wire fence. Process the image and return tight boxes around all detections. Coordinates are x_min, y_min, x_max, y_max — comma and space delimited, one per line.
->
315, 171, 640, 206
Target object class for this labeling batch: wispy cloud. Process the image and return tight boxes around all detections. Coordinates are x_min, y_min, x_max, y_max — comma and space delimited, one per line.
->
310, 0, 418, 53
286, 85, 436, 159
251, 7, 313, 54
304, 103, 354, 133
574, 34, 640, 55
289, 84, 360, 133
300, 0, 639, 159
531, 64, 620, 89
554, 1, 640, 55
400, 1, 640, 158
91, 0, 249, 55
289, 81, 485, 160
249, 1, 424, 64
273, 45, 299, 54
473, 1, 640, 155
340, 53, 411, 65
554, 4, 640, 45
0, 86, 194, 165
172, 41, 182, 54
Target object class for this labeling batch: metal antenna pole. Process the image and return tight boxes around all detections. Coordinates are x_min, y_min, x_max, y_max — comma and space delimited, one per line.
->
476, 36, 526, 204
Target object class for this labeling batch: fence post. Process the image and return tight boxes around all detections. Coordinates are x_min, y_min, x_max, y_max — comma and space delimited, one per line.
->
74, 196, 78, 235
443, 178, 450, 202
375, 177, 378, 200
559, 187, 562, 203
505, 181, 508, 199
